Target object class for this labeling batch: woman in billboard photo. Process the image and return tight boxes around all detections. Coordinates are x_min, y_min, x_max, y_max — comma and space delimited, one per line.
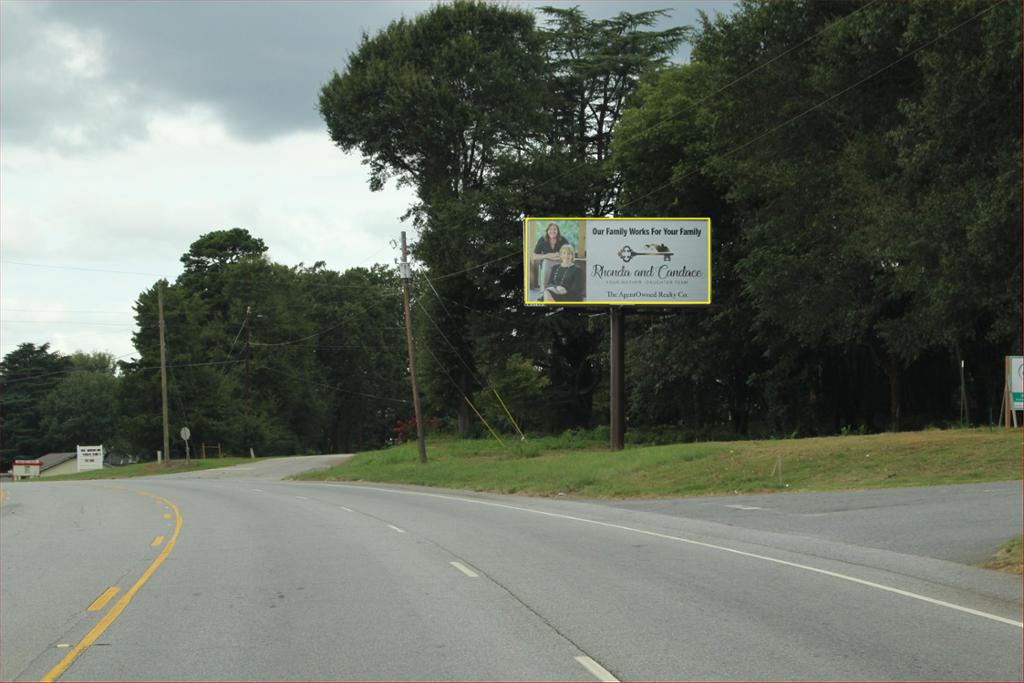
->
532, 222, 569, 263
542, 244, 584, 302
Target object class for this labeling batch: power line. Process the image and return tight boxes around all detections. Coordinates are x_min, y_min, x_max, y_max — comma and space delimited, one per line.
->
252, 321, 348, 347
1, 320, 135, 326
0, 308, 133, 315
2, 359, 244, 386
415, 301, 485, 390
262, 365, 409, 404
227, 310, 248, 357
250, 343, 380, 351
429, 251, 520, 282
1, 260, 167, 277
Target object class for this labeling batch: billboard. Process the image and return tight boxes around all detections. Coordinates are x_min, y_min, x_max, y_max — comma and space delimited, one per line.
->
524, 217, 711, 305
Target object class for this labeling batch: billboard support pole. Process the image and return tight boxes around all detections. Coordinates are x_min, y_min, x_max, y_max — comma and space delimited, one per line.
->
610, 307, 625, 451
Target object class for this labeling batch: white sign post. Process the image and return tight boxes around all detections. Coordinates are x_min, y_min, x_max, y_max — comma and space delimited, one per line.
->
77, 445, 104, 472
180, 427, 191, 465
1005, 356, 1023, 428
1009, 357, 1023, 409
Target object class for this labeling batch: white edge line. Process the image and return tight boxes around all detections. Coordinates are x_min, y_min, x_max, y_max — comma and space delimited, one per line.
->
387, 524, 405, 533
325, 483, 1024, 629
450, 561, 479, 578
575, 656, 619, 682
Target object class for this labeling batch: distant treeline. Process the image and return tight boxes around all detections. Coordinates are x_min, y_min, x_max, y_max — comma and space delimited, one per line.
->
1, 1, 1019, 467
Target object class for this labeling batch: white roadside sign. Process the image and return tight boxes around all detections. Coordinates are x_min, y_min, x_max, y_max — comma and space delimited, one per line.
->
77, 444, 104, 472
1010, 356, 1023, 410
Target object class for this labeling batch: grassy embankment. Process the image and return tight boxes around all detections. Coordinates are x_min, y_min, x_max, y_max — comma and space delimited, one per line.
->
981, 536, 1023, 574
295, 427, 1021, 498
36, 457, 265, 481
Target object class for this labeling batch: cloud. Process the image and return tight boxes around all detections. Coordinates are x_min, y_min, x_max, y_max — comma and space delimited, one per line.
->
1, 2, 150, 152
2, 1, 430, 149
2, 1, 728, 150
1, 106, 416, 357
2, 105, 416, 267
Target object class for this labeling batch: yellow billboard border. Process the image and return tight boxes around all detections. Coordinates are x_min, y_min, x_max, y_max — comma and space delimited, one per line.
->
523, 216, 712, 306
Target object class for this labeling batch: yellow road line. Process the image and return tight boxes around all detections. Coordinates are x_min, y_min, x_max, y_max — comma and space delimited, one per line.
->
163, 513, 172, 519
150, 535, 165, 548
41, 490, 183, 683
0, 488, 8, 502
86, 587, 119, 612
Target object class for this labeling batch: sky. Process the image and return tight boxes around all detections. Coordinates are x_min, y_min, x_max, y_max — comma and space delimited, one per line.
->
0, 0, 736, 361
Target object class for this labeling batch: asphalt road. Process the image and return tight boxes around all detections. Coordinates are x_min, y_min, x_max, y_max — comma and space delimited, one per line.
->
1, 458, 1021, 682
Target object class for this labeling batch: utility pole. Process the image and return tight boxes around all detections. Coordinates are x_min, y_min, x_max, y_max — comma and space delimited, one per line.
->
609, 307, 625, 451
243, 304, 254, 456
400, 232, 427, 464
959, 358, 969, 426
158, 280, 171, 466
244, 305, 252, 416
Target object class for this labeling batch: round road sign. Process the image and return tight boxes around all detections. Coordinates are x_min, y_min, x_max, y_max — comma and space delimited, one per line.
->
180, 427, 191, 441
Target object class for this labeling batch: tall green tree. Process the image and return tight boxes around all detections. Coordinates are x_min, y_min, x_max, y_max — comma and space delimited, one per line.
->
612, 0, 1020, 434
298, 264, 408, 451
118, 229, 411, 457
319, 0, 549, 435
39, 353, 120, 451
478, 7, 688, 432
0, 343, 73, 468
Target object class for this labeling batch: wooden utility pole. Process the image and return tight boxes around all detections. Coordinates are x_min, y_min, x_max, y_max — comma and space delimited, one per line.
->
959, 359, 968, 426
400, 232, 427, 464
158, 280, 171, 466
610, 307, 625, 451
244, 305, 252, 415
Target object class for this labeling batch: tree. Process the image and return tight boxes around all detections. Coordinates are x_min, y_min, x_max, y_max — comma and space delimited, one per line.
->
117, 229, 412, 457
611, 0, 1020, 434
0, 343, 73, 468
39, 353, 120, 451
298, 264, 408, 451
320, 0, 549, 435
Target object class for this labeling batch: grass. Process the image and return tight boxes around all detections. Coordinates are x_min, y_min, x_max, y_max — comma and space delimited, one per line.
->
980, 536, 1023, 574
295, 427, 1022, 498
35, 457, 268, 481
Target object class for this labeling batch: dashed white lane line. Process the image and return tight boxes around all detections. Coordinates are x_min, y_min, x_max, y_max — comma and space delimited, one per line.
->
294, 496, 309, 500
251, 488, 264, 493
331, 484, 1024, 629
339, 506, 353, 512
387, 524, 406, 533
449, 561, 479, 578
725, 504, 762, 510
575, 656, 619, 682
